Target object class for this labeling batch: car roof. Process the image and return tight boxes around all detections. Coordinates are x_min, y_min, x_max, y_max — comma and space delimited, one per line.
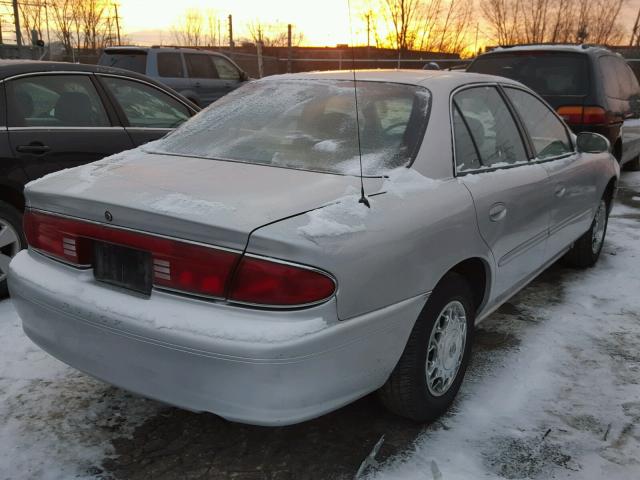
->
102, 46, 230, 57
0, 59, 159, 81
480, 44, 615, 56
263, 69, 524, 89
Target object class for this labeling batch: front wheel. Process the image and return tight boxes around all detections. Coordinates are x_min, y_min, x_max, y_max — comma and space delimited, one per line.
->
0, 201, 25, 298
378, 273, 475, 422
564, 198, 609, 269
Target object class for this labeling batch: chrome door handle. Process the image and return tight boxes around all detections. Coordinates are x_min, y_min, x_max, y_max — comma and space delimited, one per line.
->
555, 185, 566, 198
489, 203, 507, 222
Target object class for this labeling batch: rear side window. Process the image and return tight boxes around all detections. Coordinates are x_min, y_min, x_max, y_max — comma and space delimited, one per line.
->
157, 53, 184, 78
7, 75, 110, 128
469, 53, 589, 96
101, 77, 190, 128
99, 51, 147, 74
505, 88, 572, 159
453, 86, 527, 171
452, 107, 482, 171
211, 57, 240, 80
185, 54, 218, 79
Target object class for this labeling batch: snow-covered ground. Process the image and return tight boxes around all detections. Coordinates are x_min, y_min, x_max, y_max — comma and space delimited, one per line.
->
1, 172, 639, 480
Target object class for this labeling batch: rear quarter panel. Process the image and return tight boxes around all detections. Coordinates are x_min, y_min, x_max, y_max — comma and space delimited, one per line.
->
245, 179, 492, 321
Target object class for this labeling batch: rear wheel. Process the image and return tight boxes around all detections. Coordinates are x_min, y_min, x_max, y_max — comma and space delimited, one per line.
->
564, 198, 609, 268
378, 273, 474, 422
0, 201, 25, 298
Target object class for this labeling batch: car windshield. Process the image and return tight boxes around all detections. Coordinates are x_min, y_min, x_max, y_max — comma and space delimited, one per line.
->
469, 52, 589, 96
99, 51, 147, 74
149, 79, 431, 176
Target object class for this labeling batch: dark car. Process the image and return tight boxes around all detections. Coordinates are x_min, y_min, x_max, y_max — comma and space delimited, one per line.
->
99, 47, 250, 107
467, 45, 640, 170
0, 60, 199, 295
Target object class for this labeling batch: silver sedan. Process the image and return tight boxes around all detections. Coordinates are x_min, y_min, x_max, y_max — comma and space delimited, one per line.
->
8, 70, 619, 426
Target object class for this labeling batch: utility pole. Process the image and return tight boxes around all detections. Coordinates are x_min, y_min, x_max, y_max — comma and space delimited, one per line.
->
257, 41, 264, 78
228, 14, 234, 51
217, 18, 221, 47
114, 3, 122, 46
12, 0, 21, 47
287, 23, 292, 73
631, 8, 640, 47
0, 16, 3, 45
366, 13, 370, 48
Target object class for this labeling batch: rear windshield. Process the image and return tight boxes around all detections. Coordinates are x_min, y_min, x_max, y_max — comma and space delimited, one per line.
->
99, 51, 147, 74
150, 79, 430, 176
469, 52, 589, 96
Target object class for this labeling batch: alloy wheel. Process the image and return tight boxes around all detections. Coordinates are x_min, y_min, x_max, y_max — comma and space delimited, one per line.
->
0, 217, 21, 282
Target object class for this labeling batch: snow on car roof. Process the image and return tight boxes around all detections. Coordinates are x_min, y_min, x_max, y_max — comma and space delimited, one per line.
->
263, 69, 522, 89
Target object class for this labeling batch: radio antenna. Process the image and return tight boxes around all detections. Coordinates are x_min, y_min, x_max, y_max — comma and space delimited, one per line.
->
347, 0, 370, 208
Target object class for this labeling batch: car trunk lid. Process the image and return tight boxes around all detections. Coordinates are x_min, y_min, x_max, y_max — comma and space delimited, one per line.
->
25, 151, 382, 252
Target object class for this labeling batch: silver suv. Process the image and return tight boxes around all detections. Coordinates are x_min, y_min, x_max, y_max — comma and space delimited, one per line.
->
99, 46, 249, 107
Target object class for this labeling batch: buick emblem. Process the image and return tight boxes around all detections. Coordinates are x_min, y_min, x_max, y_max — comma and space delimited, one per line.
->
104, 210, 113, 222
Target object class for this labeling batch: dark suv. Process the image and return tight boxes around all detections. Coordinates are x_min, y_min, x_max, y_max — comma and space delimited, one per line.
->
467, 45, 640, 170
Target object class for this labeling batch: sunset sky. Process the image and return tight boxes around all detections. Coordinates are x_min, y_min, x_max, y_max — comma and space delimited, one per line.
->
118, 0, 640, 49
120, 0, 364, 47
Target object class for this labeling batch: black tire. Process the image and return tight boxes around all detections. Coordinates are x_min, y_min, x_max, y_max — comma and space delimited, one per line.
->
564, 197, 609, 269
624, 156, 640, 172
378, 272, 475, 422
0, 201, 25, 298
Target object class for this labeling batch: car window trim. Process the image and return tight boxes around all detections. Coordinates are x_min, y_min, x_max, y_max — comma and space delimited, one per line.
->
4, 72, 115, 129
500, 84, 577, 163
7, 126, 127, 131
449, 82, 532, 177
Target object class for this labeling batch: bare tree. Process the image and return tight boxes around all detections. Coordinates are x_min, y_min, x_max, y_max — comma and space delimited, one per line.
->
480, 0, 523, 45
246, 20, 302, 47
383, 0, 422, 51
50, 0, 78, 54
172, 8, 204, 46
481, 0, 627, 46
205, 9, 220, 47
19, 0, 45, 44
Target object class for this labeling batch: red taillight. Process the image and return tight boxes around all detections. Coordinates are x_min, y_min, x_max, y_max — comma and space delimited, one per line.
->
24, 210, 239, 298
557, 106, 607, 125
23, 210, 335, 306
228, 256, 335, 306
24, 210, 93, 264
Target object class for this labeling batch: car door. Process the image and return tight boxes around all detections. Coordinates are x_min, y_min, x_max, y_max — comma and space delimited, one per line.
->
453, 85, 552, 302
97, 75, 194, 147
503, 86, 598, 256
5, 73, 134, 181
184, 53, 226, 106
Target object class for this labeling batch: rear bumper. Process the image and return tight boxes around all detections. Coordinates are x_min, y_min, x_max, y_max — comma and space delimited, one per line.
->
9, 250, 426, 426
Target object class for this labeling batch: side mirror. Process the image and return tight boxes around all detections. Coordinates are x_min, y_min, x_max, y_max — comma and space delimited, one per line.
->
240, 71, 249, 82
576, 132, 610, 154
